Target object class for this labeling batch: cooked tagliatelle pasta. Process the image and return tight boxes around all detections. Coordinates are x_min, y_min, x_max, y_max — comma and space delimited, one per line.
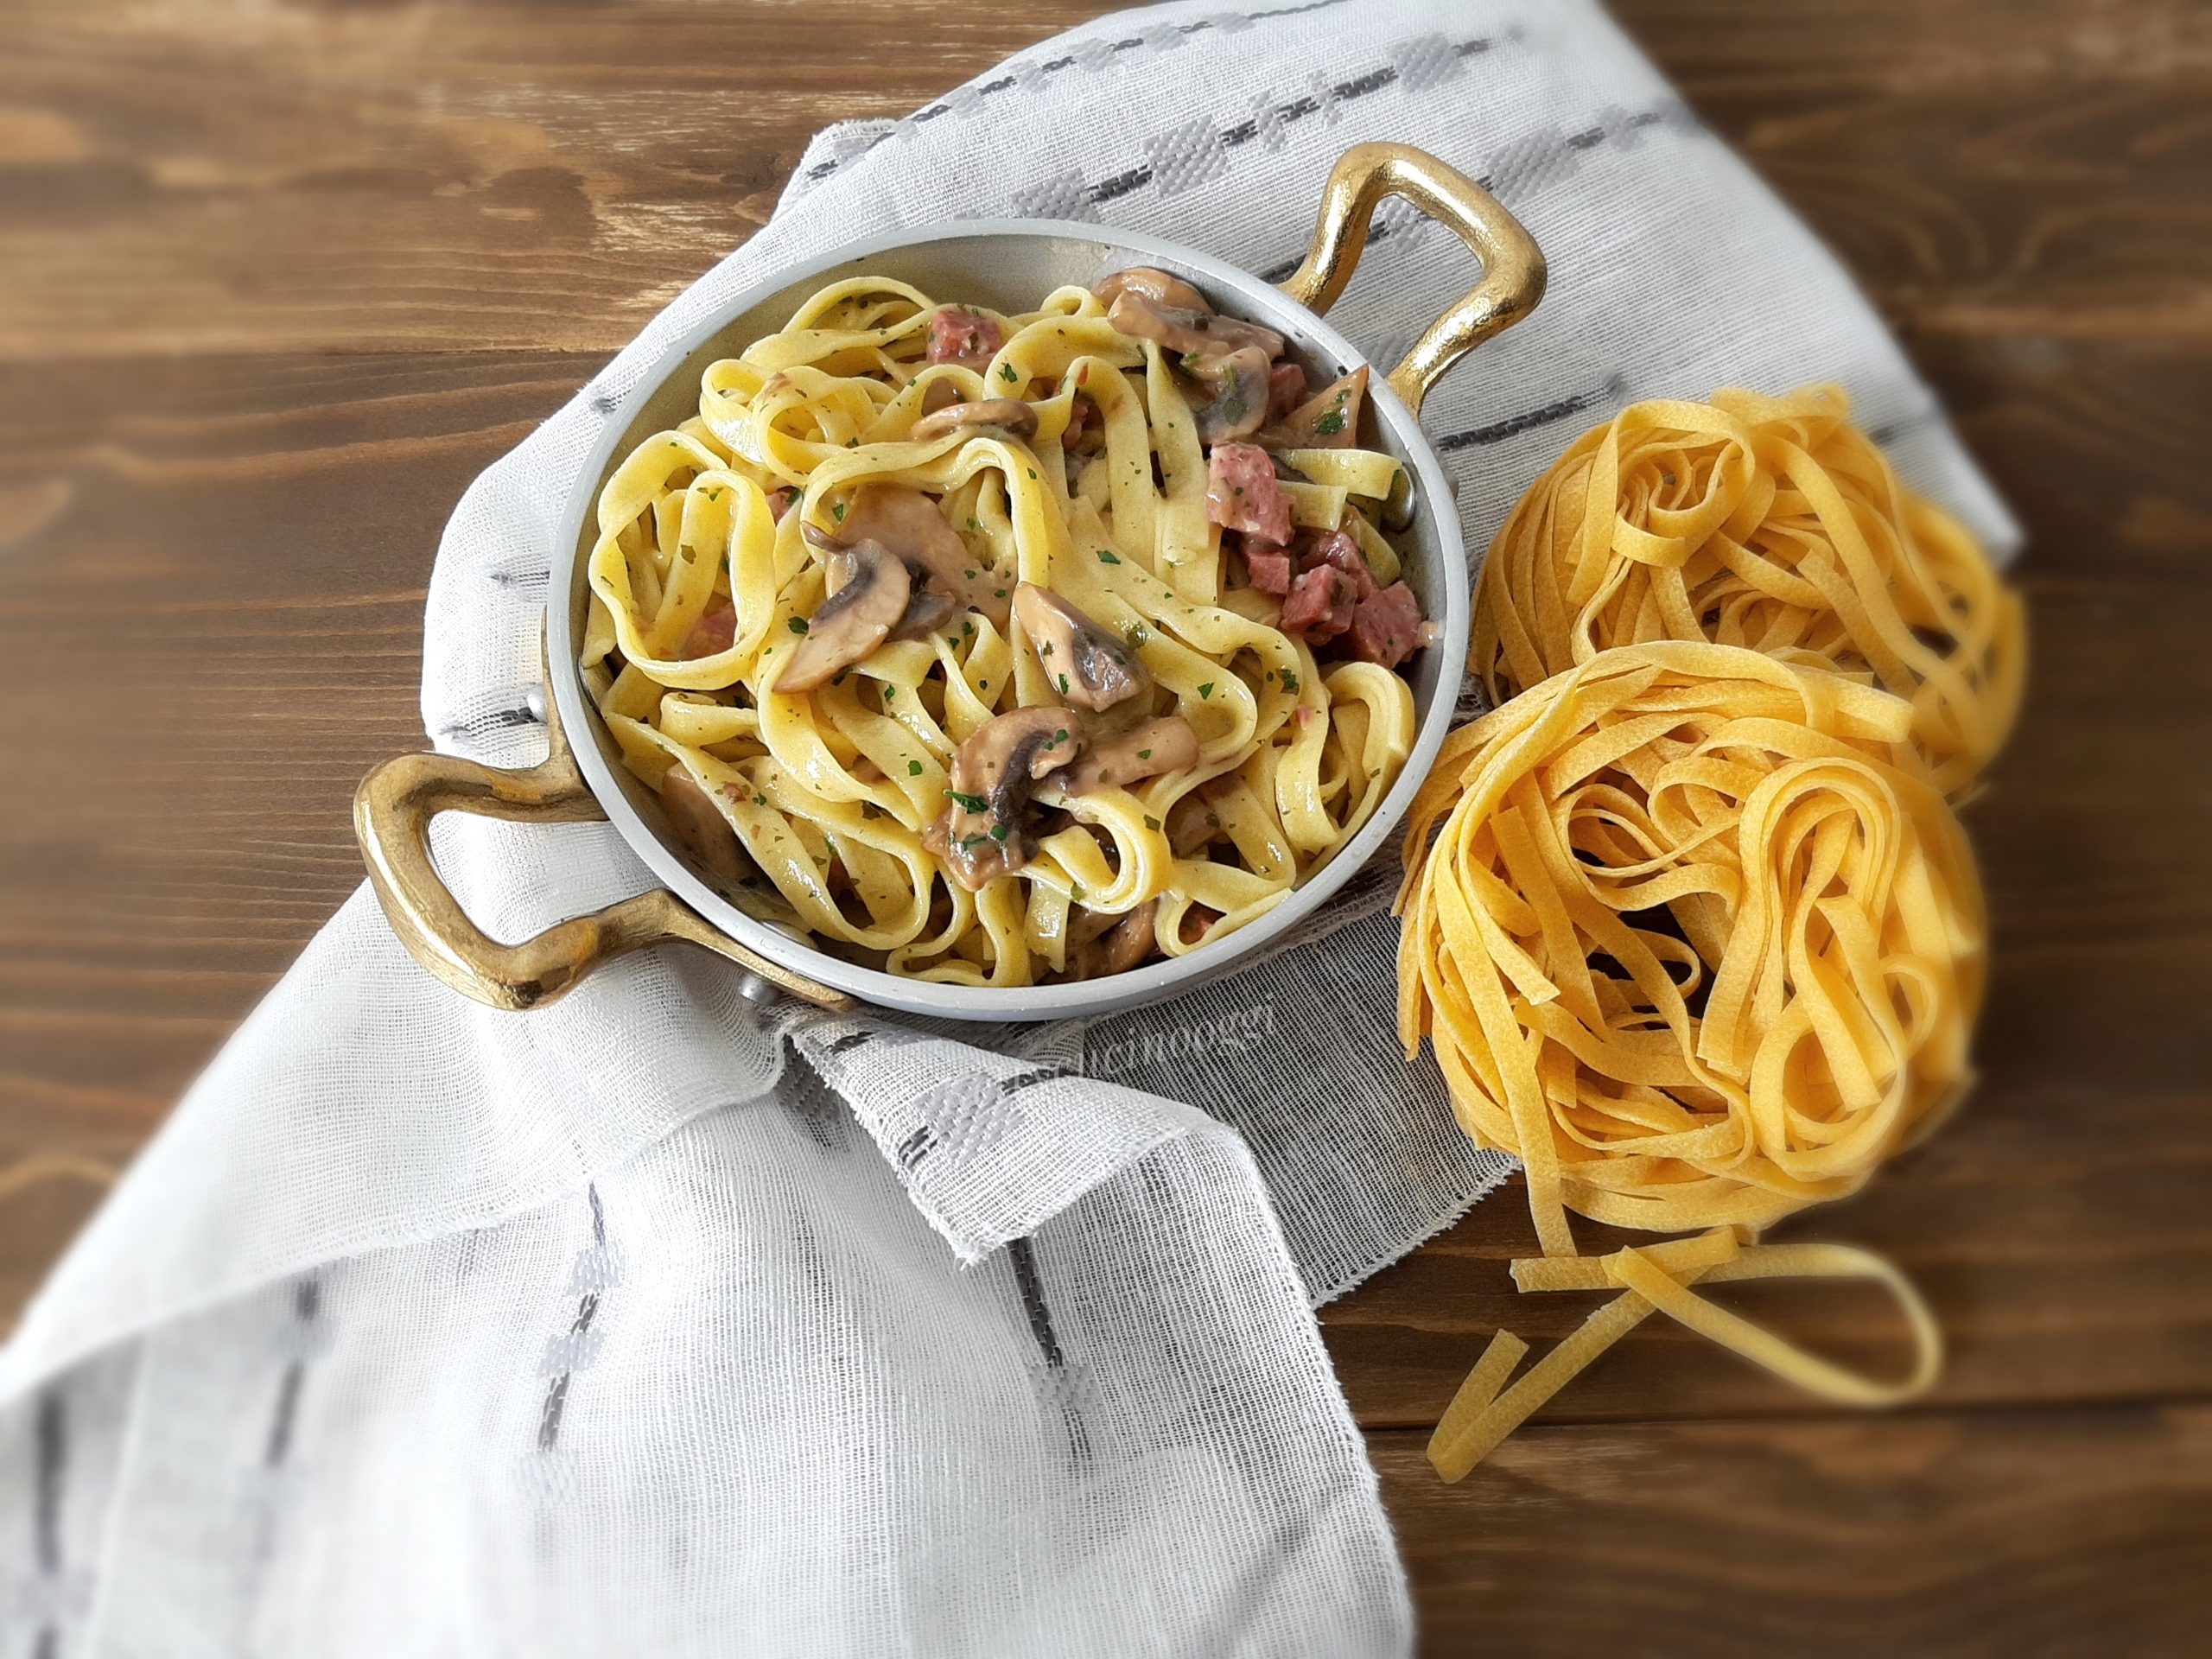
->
1396, 643, 1985, 1477
580, 269, 1438, 985
1473, 386, 2024, 796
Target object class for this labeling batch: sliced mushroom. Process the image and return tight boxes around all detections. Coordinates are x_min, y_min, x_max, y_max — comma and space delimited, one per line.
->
1060, 715, 1200, 795
1271, 365, 1368, 449
774, 539, 910, 692
658, 766, 751, 887
1093, 266, 1211, 315
890, 587, 957, 641
918, 376, 963, 416
1013, 582, 1150, 712
1185, 345, 1273, 444
1104, 291, 1285, 360
924, 706, 1086, 890
821, 483, 1010, 630
1061, 899, 1159, 982
910, 398, 1039, 445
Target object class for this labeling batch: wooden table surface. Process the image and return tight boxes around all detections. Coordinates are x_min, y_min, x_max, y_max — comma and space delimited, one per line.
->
3, 1, 2208, 1651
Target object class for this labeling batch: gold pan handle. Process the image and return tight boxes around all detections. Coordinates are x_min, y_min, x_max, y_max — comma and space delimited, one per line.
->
1281, 142, 1547, 419
355, 696, 850, 1014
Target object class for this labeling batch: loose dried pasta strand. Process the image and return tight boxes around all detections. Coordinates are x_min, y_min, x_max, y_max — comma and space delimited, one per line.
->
1426, 1233, 1943, 1479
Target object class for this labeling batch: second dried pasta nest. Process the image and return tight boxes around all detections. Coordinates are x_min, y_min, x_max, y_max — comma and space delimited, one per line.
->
1471, 385, 2023, 797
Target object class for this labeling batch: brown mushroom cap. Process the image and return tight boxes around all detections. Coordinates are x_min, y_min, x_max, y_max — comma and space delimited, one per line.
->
1094, 267, 1211, 315
1105, 290, 1285, 360
658, 766, 751, 887
910, 398, 1039, 445
774, 539, 910, 692
823, 483, 1010, 629
1060, 899, 1160, 981
1012, 582, 1150, 712
1060, 715, 1200, 795
1187, 345, 1274, 444
925, 705, 1085, 890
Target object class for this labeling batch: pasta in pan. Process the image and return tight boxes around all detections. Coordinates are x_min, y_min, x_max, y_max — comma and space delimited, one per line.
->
580, 270, 1436, 986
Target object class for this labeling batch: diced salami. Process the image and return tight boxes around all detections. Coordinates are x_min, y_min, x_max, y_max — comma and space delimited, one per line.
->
1243, 537, 1294, 596
926, 307, 1003, 369
681, 601, 736, 659
1266, 361, 1307, 424
1345, 581, 1425, 669
1281, 565, 1358, 641
1205, 441, 1294, 543
1300, 528, 1376, 602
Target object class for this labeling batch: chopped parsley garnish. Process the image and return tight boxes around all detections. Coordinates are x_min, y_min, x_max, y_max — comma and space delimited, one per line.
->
1144, 815, 1161, 831
1198, 682, 1215, 700
1136, 747, 1152, 760
988, 823, 1009, 842
947, 789, 989, 812
1096, 548, 1121, 564
908, 760, 925, 777
1281, 669, 1300, 695
1057, 673, 1070, 694
752, 793, 767, 806
1315, 408, 1346, 436
788, 617, 809, 634
831, 500, 846, 521
1000, 363, 1019, 384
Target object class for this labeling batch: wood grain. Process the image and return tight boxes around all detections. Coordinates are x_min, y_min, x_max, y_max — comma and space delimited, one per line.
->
1, 0, 2208, 1649
1375, 1406, 2212, 1658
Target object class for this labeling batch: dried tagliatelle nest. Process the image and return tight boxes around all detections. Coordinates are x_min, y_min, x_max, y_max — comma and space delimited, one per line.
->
1472, 387, 2024, 797
1395, 643, 1986, 1478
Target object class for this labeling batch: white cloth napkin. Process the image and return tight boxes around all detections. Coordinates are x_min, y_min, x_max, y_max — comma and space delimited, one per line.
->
0, 3, 2015, 1654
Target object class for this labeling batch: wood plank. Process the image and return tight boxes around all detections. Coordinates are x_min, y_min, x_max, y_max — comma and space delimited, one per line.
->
1605, 3, 2212, 337
0, 0, 1118, 359
0, 352, 589, 1276
1370, 1402, 2212, 1657
3, 1, 2207, 359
